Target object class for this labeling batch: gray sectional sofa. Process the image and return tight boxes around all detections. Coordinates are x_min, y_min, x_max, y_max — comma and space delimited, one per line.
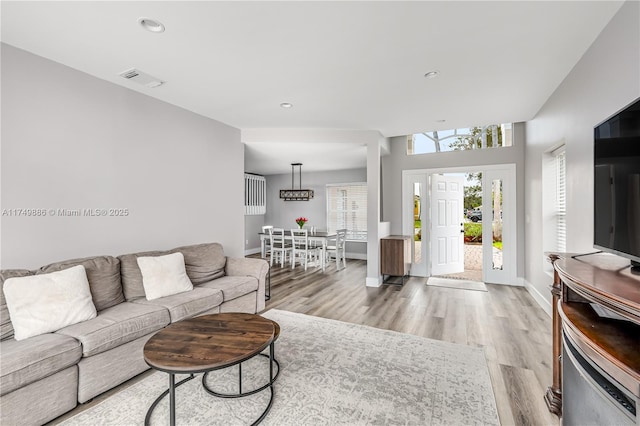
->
0, 242, 268, 426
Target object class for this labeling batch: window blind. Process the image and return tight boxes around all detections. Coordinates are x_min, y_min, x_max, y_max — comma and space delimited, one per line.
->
326, 183, 367, 240
556, 150, 566, 251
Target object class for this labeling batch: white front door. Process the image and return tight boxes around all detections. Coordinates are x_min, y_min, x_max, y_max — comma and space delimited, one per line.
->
430, 174, 465, 276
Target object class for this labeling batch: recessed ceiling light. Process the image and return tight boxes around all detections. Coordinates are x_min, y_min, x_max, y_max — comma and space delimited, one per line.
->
436, 119, 446, 123
138, 17, 165, 33
424, 71, 440, 79
280, 102, 293, 108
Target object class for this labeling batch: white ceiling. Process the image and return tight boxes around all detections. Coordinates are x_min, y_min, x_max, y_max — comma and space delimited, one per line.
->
244, 141, 368, 176
1, 1, 623, 175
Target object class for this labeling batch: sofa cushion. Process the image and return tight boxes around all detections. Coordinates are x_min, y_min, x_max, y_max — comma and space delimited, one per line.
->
39, 255, 124, 312
0, 269, 33, 341
0, 333, 81, 395
199, 276, 258, 302
132, 287, 223, 323
55, 302, 169, 357
137, 252, 193, 300
3, 266, 97, 341
119, 243, 227, 301
76, 333, 154, 404
1, 365, 78, 426
175, 243, 226, 285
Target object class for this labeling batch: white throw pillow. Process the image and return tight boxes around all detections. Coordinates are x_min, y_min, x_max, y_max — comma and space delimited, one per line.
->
137, 252, 193, 300
3, 265, 97, 341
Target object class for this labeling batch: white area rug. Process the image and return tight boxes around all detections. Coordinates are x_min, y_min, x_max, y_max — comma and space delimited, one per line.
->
427, 277, 488, 292
61, 309, 499, 425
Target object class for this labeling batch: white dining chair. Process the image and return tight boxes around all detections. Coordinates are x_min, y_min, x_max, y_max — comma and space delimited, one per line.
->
290, 228, 320, 271
325, 228, 347, 270
262, 225, 273, 258
269, 228, 292, 267
305, 225, 321, 250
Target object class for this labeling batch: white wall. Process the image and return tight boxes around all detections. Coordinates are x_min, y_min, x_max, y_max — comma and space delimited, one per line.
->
244, 214, 266, 254
366, 136, 383, 285
382, 124, 526, 279
264, 168, 365, 230
1, 44, 245, 268
247, 168, 368, 257
523, 1, 640, 313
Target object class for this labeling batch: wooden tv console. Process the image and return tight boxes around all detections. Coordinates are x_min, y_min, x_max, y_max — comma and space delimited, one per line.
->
545, 252, 640, 418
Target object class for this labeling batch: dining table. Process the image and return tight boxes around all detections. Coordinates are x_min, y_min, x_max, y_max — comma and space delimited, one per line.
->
258, 230, 337, 272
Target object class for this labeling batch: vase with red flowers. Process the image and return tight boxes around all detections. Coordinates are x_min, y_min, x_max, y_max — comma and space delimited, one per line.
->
295, 217, 308, 229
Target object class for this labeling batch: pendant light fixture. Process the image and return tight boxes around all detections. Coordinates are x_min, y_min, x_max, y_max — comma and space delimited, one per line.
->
280, 163, 314, 201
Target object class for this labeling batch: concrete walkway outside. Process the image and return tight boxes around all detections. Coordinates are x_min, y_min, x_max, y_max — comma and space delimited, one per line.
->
412, 241, 503, 281
434, 243, 503, 282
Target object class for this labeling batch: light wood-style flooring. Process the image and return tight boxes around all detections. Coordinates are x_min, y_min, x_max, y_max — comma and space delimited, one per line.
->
51, 256, 559, 426
264, 257, 559, 426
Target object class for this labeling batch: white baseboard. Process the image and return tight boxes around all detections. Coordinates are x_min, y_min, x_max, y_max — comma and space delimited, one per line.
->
244, 247, 262, 256
491, 277, 525, 286
346, 252, 367, 260
366, 276, 382, 287
524, 279, 552, 317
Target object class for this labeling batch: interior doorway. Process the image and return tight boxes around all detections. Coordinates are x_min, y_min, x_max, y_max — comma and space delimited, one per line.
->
402, 164, 515, 285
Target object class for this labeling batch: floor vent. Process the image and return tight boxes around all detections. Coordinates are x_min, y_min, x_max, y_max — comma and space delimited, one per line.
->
118, 68, 164, 88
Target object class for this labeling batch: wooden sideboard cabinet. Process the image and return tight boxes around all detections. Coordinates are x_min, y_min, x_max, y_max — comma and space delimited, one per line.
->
545, 253, 640, 423
381, 235, 411, 284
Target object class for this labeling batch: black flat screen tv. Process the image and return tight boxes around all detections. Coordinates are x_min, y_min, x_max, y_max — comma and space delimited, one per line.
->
593, 97, 640, 271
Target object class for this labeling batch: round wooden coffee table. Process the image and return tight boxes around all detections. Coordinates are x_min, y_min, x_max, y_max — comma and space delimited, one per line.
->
143, 313, 280, 426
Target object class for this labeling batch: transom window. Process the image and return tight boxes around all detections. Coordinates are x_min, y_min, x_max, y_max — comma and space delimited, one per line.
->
326, 183, 367, 241
408, 123, 513, 155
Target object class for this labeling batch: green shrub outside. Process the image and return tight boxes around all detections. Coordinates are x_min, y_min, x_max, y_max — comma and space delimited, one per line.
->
415, 220, 503, 249
464, 223, 482, 242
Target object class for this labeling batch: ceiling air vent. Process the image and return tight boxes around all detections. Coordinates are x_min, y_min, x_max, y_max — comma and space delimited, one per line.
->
118, 68, 164, 88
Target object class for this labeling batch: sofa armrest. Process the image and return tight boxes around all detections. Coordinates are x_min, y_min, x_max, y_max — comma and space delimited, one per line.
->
225, 257, 269, 312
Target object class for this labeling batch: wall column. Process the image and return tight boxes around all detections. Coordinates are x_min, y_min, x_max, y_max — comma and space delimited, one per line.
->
366, 138, 382, 286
